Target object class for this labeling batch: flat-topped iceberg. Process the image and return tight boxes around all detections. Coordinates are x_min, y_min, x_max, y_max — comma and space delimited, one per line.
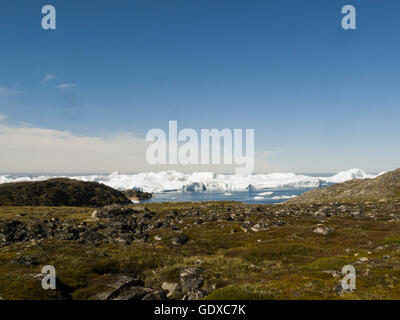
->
0, 169, 380, 193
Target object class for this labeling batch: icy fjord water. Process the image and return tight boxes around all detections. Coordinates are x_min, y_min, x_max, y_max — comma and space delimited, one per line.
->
142, 188, 313, 204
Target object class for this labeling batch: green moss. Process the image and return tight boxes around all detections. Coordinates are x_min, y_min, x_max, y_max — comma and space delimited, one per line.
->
160, 267, 181, 283
301, 256, 354, 272
383, 235, 400, 245
228, 242, 320, 265
119, 261, 142, 276
71, 283, 108, 300
0, 273, 61, 300
90, 259, 120, 275
205, 284, 275, 300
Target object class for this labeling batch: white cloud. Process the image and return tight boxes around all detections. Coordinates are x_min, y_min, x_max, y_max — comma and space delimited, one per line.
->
0, 124, 150, 173
58, 83, 77, 89
0, 87, 22, 96
0, 124, 277, 174
43, 74, 57, 82
0, 113, 6, 122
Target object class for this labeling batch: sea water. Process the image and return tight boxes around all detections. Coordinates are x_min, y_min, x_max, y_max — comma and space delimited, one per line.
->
142, 187, 313, 204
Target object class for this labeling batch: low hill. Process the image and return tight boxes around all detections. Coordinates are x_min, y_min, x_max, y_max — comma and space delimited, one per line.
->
288, 168, 400, 204
0, 178, 133, 207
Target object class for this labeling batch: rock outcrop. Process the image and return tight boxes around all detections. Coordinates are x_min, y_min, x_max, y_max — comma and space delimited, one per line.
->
0, 205, 156, 247
288, 168, 400, 204
0, 178, 132, 207
96, 275, 167, 300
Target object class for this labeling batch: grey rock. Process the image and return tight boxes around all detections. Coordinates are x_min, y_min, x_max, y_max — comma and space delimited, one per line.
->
183, 290, 205, 300
91, 210, 98, 219
180, 268, 204, 300
162, 282, 183, 299
251, 220, 269, 232
142, 290, 168, 300
313, 224, 334, 235
110, 286, 153, 300
172, 234, 189, 246
96, 275, 145, 300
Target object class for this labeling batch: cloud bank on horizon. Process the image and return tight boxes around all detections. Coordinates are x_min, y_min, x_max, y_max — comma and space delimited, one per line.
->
0, 122, 277, 174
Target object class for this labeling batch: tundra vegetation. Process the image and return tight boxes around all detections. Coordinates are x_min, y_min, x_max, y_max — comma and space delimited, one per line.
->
0, 170, 400, 300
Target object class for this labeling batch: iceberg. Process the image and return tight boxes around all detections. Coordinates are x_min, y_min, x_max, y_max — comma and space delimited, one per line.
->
0, 168, 379, 193
257, 191, 274, 196
323, 168, 377, 183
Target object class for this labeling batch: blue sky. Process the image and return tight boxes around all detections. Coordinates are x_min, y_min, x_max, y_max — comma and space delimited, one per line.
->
0, 0, 400, 173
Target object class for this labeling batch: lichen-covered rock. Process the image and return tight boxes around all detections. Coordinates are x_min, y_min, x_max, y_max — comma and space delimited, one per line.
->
162, 282, 183, 299
313, 224, 334, 235
96, 275, 144, 300
180, 268, 204, 300
96, 275, 166, 300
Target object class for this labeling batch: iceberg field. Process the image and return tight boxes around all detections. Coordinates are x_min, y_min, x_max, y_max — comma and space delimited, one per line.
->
0, 168, 380, 193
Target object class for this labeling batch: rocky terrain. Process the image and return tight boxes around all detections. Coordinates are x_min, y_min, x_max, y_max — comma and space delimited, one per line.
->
0, 170, 399, 300
288, 169, 400, 204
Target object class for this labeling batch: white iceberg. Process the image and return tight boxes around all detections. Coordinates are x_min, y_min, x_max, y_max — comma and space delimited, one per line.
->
0, 168, 379, 193
257, 191, 274, 196
323, 168, 376, 183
